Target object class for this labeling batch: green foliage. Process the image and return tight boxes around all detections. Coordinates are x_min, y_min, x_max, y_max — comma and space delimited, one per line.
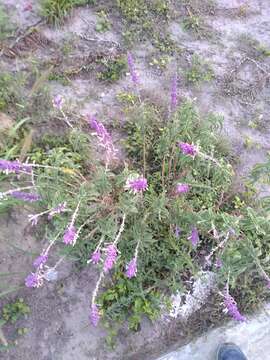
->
0, 5, 15, 40
40, 0, 90, 25
0, 73, 19, 111
117, 0, 148, 22
1, 298, 30, 324
185, 55, 214, 84
95, 10, 111, 33
1, 88, 270, 339
97, 57, 127, 82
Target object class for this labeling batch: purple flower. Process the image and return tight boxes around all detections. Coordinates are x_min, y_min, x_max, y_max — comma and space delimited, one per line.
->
175, 226, 181, 238
25, 272, 43, 288
63, 225, 77, 245
224, 292, 246, 322
10, 191, 41, 202
48, 202, 66, 220
52, 95, 64, 110
90, 303, 100, 327
215, 258, 223, 269
178, 142, 198, 157
88, 116, 111, 142
188, 227, 199, 247
0, 159, 31, 174
33, 254, 48, 268
87, 115, 117, 165
125, 258, 137, 279
103, 244, 118, 272
126, 177, 148, 193
91, 250, 101, 265
176, 183, 190, 194
127, 52, 139, 85
170, 74, 178, 111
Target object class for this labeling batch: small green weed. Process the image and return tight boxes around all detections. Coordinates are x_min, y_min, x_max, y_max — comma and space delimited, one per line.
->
0, 5, 15, 41
97, 57, 127, 82
1, 298, 30, 324
185, 55, 214, 84
95, 10, 111, 33
40, 0, 90, 25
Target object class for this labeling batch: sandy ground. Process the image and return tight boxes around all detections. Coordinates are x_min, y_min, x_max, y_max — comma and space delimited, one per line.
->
1, 0, 270, 359
158, 305, 270, 360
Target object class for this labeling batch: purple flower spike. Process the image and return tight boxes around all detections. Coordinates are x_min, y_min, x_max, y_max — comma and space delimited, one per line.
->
176, 183, 190, 194
91, 250, 101, 265
103, 244, 118, 273
125, 258, 137, 279
126, 177, 148, 194
127, 52, 139, 85
0, 159, 31, 174
188, 227, 199, 247
90, 303, 100, 327
25, 273, 43, 288
175, 226, 181, 238
170, 74, 178, 111
63, 225, 77, 245
178, 142, 198, 157
33, 254, 48, 268
224, 292, 246, 322
10, 191, 41, 202
48, 202, 66, 220
52, 95, 64, 110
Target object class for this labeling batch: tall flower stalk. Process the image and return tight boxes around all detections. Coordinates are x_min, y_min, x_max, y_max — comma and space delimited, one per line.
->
90, 214, 126, 326
223, 284, 246, 322
88, 115, 117, 169
63, 201, 80, 246
125, 238, 141, 279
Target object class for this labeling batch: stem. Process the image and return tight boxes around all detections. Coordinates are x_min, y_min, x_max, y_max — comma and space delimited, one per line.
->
161, 157, 165, 188
143, 133, 146, 177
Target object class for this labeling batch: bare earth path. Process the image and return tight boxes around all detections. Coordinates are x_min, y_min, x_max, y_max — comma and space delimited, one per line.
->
158, 306, 270, 360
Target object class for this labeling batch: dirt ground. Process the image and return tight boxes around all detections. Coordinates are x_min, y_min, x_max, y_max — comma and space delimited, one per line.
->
1, 0, 270, 359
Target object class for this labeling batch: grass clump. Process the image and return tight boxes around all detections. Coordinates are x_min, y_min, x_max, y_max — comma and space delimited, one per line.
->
97, 56, 127, 82
0, 5, 15, 41
185, 54, 214, 84
40, 0, 92, 25
1, 298, 30, 324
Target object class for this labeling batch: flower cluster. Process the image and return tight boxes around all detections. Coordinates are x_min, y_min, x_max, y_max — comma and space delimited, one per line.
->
91, 250, 101, 265
88, 115, 117, 166
223, 291, 246, 322
188, 227, 199, 247
48, 202, 66, 220
90, 303, 100, 327
52, 94, 64, 110
178, 142, 198, 157
63, 225, 78, 245
103, 244, 118, 273
127, 52, 139, 85
125, 258, 137, 279
125, 176, 148, 194
0, 159, 32, 174
176, 183, 189, 194
25, 272, 43, 288
63, 202, 80, 246
10, 191, 41, 202
33, 254, 48, 268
